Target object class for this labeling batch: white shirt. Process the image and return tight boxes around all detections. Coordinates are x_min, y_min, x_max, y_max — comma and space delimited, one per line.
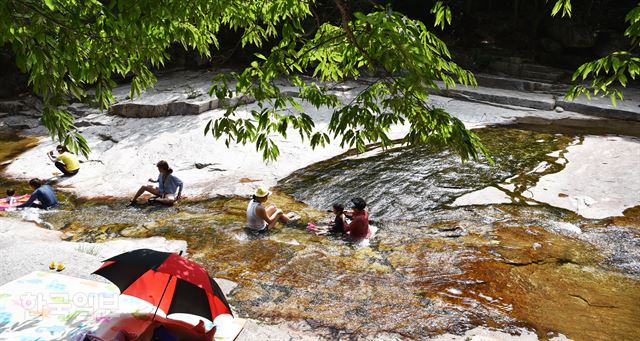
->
246, 200, 267, 231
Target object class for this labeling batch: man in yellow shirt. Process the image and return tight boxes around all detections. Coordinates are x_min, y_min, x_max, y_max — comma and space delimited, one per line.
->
48, 145, 80, 176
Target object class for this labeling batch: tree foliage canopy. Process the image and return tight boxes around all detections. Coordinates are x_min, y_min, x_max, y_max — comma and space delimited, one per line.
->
209, 3, 482, 161
0, 0, 637, 161
1, 0, 226, 155
0, 0, 489, 161
563, 2, 640, 105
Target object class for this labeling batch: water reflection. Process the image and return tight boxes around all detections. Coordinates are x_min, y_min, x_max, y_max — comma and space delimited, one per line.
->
278, 127, 573, 222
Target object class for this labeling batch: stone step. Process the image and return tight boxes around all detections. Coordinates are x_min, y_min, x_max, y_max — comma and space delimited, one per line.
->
556, 98, 640, 121
487, 60, 568, 82
520, 70, 563, 82
109, 97, 221, 118
520, 63, 566, 74
433, 81, 640, 121
488, 61, 522, 76
0, 101, 24, 113
474, 74, 568, 93
108, 88, 301, 118
436, 84, 556, 111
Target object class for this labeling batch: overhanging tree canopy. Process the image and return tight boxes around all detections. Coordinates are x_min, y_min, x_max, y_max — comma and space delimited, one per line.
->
0, 0, 636, 161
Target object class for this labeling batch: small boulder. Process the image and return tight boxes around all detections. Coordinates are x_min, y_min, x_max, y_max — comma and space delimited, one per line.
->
60, 232, 74, 241
97, 133, 120, 143
195, 162, 213, 169
554, 106, 564, 113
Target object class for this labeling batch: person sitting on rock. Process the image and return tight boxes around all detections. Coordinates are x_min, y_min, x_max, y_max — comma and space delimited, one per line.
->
246, 186, 298, 232
17, 178, 58, 209
128, 160, 183, 206
344, 197, 372, 242
47, 144, 80, 176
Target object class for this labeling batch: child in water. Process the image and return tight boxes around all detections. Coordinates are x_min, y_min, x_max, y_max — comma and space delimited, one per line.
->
307, 203, 348, 235
6, 189, 16, 206
328, 203, 347, 234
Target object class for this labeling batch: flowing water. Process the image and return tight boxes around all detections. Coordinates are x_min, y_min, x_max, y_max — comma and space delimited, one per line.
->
1, 126, 639, 340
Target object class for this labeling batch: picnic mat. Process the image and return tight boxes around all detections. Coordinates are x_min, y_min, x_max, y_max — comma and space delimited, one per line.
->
0, 271, 245, 340
0, 195, 30, 210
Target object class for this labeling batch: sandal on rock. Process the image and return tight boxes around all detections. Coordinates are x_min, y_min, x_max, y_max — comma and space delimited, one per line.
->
286, 212, 301, 221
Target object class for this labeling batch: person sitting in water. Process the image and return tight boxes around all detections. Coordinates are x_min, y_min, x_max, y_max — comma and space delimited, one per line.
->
306, 203, 346, 234
344, 197, 371, 241
47, 144, 80, 176
128, 160, 183, 206
329, 203, 347, 234
5, 189, 16, 206
17, 178, 58, 209
246, 186, 298, 232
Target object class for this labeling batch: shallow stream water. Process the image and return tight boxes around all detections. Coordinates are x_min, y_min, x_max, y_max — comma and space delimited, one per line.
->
1, 125, 639, 340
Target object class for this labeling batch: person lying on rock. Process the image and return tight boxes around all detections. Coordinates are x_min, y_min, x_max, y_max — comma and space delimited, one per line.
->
47, 144, 80, 177
17, 178, 58, 209
344, 197, 372, 242
246, 186, 299, 232
128, 160, 183, 206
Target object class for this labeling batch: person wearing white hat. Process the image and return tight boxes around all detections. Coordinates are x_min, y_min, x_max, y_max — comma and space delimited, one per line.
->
246, 186, 296, 232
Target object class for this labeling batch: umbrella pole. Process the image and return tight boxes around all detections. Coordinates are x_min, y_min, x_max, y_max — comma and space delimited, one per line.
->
152, 273, 173, 321
152, 251, 183, 321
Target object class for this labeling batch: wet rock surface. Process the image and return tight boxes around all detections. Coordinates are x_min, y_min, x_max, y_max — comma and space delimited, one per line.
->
27, 198, 640, 340
279, 127, 575, 222
3, 123, 638, 340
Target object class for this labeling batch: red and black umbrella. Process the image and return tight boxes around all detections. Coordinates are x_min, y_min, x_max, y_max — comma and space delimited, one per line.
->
93, 249, 232, 323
